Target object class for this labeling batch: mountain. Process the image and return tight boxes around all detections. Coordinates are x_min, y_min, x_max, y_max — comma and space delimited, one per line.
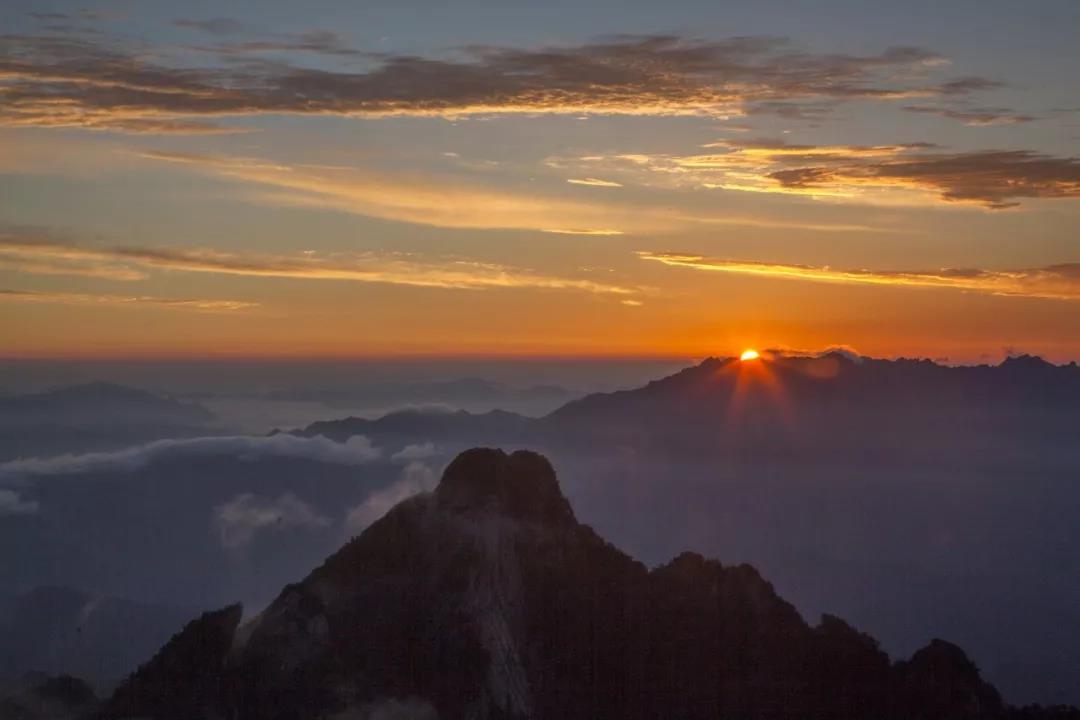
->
0, 383, 218, 460
296, 408, 534, 449
98, 448, 1067, 720
292, 352, 1080, 459
269, 377, 578, 417
282, 354, 1080, 705
0, 382, 214, 427
542, 352, 1080, 455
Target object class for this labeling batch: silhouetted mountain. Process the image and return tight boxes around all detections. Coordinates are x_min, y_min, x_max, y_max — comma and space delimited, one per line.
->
297, 407, 533, 447
99, 448, 1065, 720
0, 586, 197, 692
293, 353, 1080, 459
273, 355, 1080, 705
270, 377, 578, 417
0, 383, 218, 460
0, 383, 213, 427
542, 352, 1080, 456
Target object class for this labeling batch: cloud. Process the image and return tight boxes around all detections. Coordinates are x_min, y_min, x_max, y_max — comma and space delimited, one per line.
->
0, 33, 997, 132
0, 288, 257, 312
343, 462, 437, 537
903, 105, 1038, 126
139, 150, 636, 236
129, 149, 895, 237
197, 30, 362, 57
0, 232, 638, 297
638, 252, 1080, 300
567, 178, 623, 188
763, 344, 866, 363
767, 149, 1080, 208
214, 492, 331, 551
391, 442, 438, 463
0, 434, 381, 485
579, 140, 1080, 208
0, 488, 39, 515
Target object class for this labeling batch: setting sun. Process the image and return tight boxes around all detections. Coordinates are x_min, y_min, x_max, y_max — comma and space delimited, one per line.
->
740, 349, 761, 361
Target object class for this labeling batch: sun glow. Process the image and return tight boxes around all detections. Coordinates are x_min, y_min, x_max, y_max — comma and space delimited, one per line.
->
740, 349, 761, 361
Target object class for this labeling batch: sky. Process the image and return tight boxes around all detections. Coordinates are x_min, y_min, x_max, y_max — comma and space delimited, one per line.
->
1, 0, 1078, 362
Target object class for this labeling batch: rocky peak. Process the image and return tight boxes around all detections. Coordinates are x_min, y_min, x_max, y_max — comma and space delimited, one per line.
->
434, 447, 576, 526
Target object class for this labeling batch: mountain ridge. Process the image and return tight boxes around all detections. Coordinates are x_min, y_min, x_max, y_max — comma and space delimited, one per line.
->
97, 448, 1073, 720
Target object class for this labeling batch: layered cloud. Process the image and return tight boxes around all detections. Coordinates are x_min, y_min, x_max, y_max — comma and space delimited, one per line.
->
0, 232, 637, 297
0, 288, 257, 312
137, 151, 890, 235
565, 140, 1080, 208
0, 434, 381, 484
139, 150, 632, 235
0, 33, 994, 132
638, 252, 1080, 300
903, 105, 1038, 126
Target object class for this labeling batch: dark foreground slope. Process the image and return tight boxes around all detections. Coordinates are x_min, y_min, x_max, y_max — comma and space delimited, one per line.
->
100, 449, 1068, 720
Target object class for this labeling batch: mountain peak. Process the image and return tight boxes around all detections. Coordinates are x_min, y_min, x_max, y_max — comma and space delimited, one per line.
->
1000, 353, 1052, 369
435, 447, 575, 525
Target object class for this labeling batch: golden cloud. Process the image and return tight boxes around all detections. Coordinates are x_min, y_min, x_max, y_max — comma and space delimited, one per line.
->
0, 34, 995, 132
567, 140, 1080, 208
0, 233, 638, 297
0, 288, 258, 311
638, 251, 1080, 300
140, 150, 634, 235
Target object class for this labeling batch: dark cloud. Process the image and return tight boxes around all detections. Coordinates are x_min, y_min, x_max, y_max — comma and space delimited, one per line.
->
768, 149, 1080, 208
904, 104, 1038, 126
937, 76, 1005, 95
200, 30, 364, 57
745, 101, 835, 120
0, 33, 1001, 132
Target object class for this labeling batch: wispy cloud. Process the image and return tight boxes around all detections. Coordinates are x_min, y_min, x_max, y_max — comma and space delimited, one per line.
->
903, 105, 1038, 126
567, 178, 623, 188
566, 140, 1080, 208
193, 30, 363, 57
142, 149, 879, 234
0, 288, 257, 312
343, 461, 437, 537
638, 251, 1080, 300
0, 33, 997, 133
140, 150, 633, 235
0, 489, 38, 516
0, 434, 381, 485
214, 492, 331, 552
0, 232, 638, 297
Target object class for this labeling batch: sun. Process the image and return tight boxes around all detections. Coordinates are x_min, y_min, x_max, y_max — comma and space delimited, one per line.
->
740, 349, 761, 361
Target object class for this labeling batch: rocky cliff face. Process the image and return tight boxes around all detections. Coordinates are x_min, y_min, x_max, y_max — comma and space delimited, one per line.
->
100, 448, 1014, 720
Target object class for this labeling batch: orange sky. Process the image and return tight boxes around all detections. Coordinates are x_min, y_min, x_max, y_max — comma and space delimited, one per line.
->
1, 3, 1078, 361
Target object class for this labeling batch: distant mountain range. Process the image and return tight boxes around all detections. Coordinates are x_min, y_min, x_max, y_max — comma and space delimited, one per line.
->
0, 382, 218, 460
99, 449, 1075, 719
2, 354, 1077, 709
295, 353, 1080, 456
285, 353, 1080, 706
268, 377, 578, 417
